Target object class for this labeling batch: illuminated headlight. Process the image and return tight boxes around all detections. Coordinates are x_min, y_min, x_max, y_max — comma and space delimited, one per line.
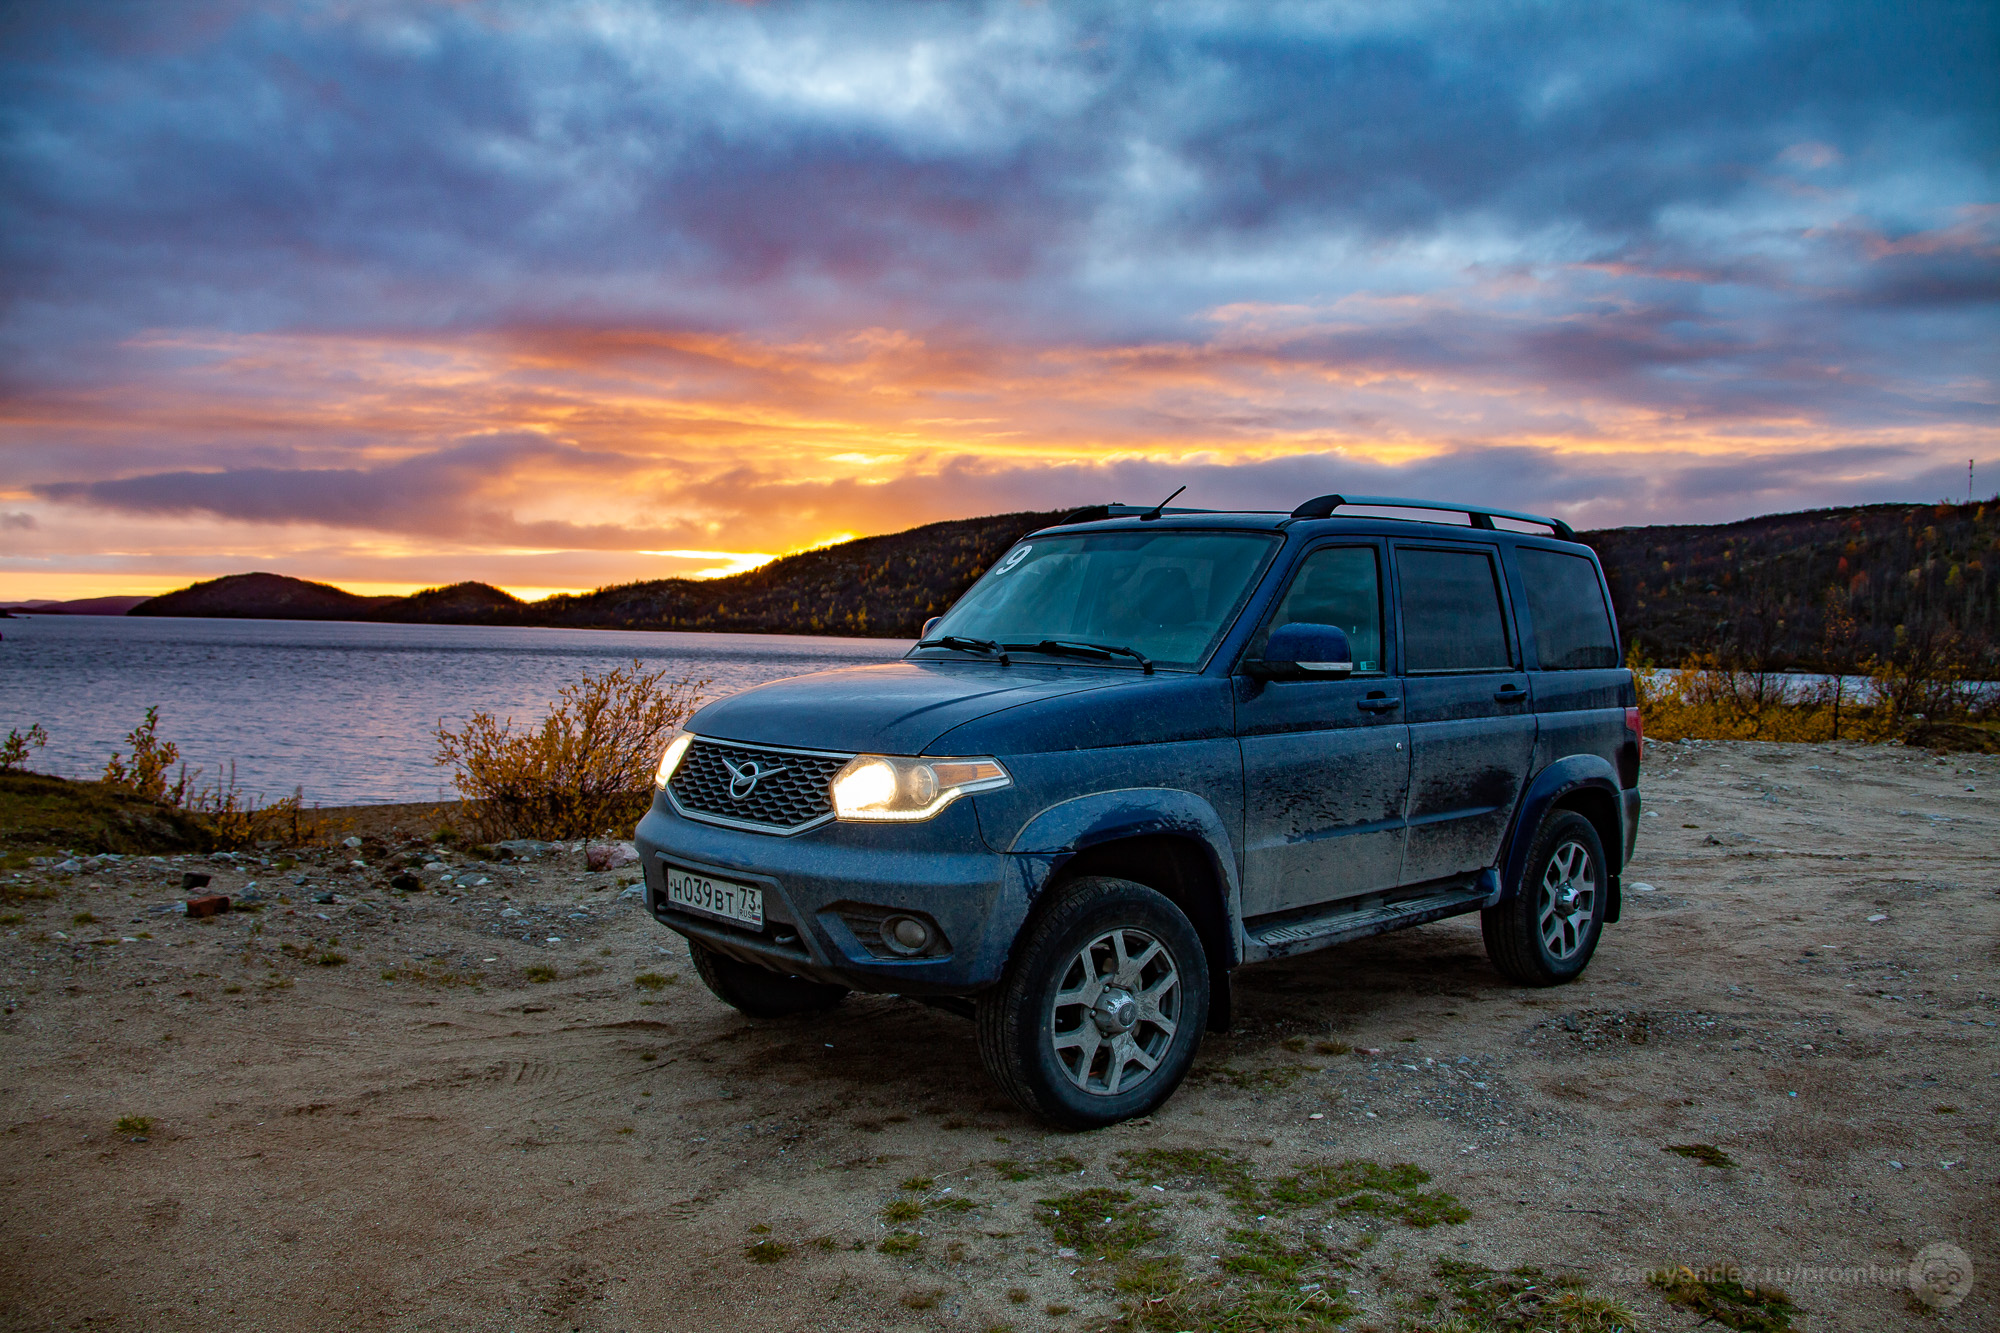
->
654, 732, 694, 787
829, 754, 1011, 822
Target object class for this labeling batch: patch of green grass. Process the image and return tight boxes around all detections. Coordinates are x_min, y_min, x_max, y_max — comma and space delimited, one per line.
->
1114, 1253, 1187, 1296
1044, 1303, 1071, 1317
898, 1289, 943, 1310
1255, 1160, 1469, 1228
315, 950, 347, 966
878, 1232, 923, 1255
810, 1235, 839, 1252
1648, 1265, 1797, 1332
114, 1115, 153, 1135
1406, 1259, 1638, 1333
1316, 1039, 1352, 1055
524, 964, 558, 983
634, 972, 674, 990
1006, 1287, 1030, 1304
1114, 1147, 1258, 1200
1195, 1061, 1318, 1091
882, 1197, 925, 1224
1663, 1143, 1736, 1168
1122, 1234, 1356, 1332
72, 912, 97, 925
0, 772, 212, 860
900, 1175, 936, 1191
1032, 1187, 1163, 1261
744, 1238, 790, 1264
990, 1153, 1084, 1181
0, 911, 23, 925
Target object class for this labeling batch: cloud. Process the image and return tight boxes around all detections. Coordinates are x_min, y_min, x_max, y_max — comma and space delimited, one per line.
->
0, 1, 1994, 595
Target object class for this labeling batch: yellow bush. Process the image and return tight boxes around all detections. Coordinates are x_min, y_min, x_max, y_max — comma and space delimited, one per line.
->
433, 660, 706, 840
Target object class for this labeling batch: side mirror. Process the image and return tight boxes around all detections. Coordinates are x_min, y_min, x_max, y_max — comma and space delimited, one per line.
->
920, 616, 943, 639
1250, 623, 1354, 679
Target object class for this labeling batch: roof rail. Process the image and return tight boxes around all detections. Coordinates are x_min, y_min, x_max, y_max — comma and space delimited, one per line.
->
1053, 503, 1211, 526
1288, 493, 1575, 541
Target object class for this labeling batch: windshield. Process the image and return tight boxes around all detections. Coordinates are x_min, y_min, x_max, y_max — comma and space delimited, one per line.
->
917, 529, 1280, 670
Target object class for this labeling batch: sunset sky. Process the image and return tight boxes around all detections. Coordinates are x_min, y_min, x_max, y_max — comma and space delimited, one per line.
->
3, 1, 1995, 601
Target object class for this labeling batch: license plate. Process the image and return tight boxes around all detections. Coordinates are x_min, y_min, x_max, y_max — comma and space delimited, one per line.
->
663, 864, 764, 930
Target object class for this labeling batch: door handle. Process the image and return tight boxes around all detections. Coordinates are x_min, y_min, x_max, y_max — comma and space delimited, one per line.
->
1356, 696, 1401, 713
1494, 684, 1528, 703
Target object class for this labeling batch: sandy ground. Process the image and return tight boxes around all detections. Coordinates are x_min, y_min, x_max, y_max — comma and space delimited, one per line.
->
1, 739, 1995, 1333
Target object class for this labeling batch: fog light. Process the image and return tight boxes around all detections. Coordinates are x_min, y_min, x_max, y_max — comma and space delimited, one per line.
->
881, 915, 931, 955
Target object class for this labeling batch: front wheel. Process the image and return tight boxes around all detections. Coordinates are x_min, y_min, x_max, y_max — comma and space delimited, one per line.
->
976, 876, 1208, 1129
1481, 809, 1607, 986
688, 940, 848, 1018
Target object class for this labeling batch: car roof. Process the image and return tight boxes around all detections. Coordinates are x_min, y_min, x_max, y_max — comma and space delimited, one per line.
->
1028, 494, 1587, 549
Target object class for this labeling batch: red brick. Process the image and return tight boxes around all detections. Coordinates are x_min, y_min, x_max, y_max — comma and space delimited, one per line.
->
186, 894, 231, 918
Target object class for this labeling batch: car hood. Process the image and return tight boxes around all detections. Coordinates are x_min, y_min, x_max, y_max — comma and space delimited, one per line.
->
687, 660, 1143, 755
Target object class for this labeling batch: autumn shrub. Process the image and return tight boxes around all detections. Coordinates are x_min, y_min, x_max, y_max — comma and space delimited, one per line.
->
1, 722, 48, 773
433, 660, 706, 840
100, 707, 310, 849
1634, 622, 1993, 745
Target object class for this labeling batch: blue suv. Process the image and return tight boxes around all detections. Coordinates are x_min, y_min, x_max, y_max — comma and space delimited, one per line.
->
637, 494, 1643, 1127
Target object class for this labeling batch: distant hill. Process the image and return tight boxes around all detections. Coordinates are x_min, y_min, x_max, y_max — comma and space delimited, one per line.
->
521, 511, 1067, 636
372, 581, 525, 624
111, 499, 1998, 670
131, 572, 396, 619
0, 595, 150, 615
1585, 499, 1997, 669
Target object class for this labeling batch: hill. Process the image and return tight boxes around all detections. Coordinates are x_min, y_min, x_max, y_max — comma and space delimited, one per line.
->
131, 572, 397, 620
1585, 499, 1997, 670
0, 595, 150, 615
518, 510, 1065, 636
112, 499, 1996, 671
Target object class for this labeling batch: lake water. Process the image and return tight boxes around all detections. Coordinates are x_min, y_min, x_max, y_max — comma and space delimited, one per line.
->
0, 616, 909, 806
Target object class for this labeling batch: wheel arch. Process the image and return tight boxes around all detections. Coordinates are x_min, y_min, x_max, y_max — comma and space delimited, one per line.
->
1500, 757, 1626, 923
1006, 789, 1242, 1031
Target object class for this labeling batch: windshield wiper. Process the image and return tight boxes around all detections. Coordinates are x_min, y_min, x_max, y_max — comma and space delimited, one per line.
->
1003, 639, 1154, 674
916, 635, 1010, 663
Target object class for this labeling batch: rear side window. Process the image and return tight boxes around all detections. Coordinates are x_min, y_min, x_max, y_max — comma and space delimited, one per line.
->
1397, 547, 1512, 672
1517, 547, 1618, 669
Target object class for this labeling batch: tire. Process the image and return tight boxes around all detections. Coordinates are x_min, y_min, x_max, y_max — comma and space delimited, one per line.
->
1481, 809, 1607, 986
688, 940, 847, 1018
976, 876, 1209, 1129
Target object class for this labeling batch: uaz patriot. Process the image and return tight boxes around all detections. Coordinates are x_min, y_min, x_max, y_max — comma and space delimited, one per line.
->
637, 494, 1642, 1127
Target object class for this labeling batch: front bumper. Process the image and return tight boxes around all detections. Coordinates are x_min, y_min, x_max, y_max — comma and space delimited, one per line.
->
633, 792, 1027, 994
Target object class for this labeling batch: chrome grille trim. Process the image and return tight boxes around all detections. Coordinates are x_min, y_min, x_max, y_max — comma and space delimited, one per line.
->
665, 736, 854, 836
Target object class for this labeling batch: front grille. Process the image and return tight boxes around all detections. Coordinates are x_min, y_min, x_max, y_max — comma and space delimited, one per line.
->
667, 738, 851, 833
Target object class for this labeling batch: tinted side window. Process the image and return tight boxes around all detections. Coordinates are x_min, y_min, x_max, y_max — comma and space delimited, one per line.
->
1517, 547, 1618, 669
1262, 546, 1385, 673
1397, 547, 1511, 672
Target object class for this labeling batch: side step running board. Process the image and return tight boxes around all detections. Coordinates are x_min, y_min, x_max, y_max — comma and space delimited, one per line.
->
1246, 884, 1490, 960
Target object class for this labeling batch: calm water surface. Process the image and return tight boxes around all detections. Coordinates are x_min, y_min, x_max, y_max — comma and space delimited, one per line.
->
0, 616, 908, 805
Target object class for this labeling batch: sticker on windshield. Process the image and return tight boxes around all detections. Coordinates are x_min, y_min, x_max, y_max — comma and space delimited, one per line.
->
993, 545, 1031, 575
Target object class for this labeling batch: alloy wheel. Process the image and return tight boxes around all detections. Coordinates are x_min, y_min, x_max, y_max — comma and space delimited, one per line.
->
1048, 926, 1181, 1097
1537, 839, 1597, 960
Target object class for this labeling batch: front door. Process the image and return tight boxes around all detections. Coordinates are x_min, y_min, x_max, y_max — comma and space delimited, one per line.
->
1237, 544, 1410, 918
1394, 542, 1537, 885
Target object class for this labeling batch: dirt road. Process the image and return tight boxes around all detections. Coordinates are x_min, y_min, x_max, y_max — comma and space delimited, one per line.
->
2, 740, 1994, 1332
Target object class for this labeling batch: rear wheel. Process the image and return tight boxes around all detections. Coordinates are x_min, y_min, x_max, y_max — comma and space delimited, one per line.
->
976, 876, 1208, 1129
688, 939, 847, 1018
1481, 809, 1606, 986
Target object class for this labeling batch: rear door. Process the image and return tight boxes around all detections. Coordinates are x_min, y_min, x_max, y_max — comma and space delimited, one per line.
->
1394, 542, 1536, 886
1512, 544, 1628, 776
1236, 542, 1410, 918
